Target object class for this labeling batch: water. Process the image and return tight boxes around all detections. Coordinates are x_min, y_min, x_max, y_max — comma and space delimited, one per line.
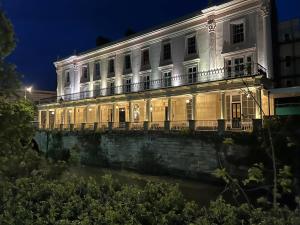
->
67, 166, 223, 206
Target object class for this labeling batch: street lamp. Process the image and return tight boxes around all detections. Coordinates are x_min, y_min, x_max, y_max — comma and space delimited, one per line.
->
24, 86, 32, 100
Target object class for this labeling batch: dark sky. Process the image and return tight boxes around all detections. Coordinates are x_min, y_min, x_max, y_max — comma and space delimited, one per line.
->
2, 0, 300, 91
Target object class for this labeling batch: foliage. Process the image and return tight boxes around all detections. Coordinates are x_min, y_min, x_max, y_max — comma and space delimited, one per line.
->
0, 9, 15, 59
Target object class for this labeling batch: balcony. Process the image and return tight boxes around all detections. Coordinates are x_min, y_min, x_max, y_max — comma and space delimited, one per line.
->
39, 119, 259, 133
39, 64, 266, 105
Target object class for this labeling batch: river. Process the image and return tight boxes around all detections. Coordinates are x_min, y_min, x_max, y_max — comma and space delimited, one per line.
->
67, 166, 223, 206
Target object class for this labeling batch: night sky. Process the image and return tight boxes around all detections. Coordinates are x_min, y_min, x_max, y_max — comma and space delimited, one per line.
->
2, 0, 300, 91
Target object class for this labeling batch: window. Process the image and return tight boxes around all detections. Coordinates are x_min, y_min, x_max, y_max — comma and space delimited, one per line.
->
124, 77, 132, 93
163, 43, 171, 60
187, 36, 196, 55
246, 56, 252, 75
285, 56, 291, 67
65, 71, 70, 86
187, 66, 197, 84
143, 75, 150, 90
94, 62, 100, 80
163, 71, 172, 87
141, 49, 150, 66
226, 60, 232, 77
232, 23, 244, 44
186, 100, 192, 120
108, 58, 115, 74
81, 65, 89, 82
109, 80, 115, 95
93, 83, 100, 97
124, 54, 131, 71
234, 58, 244, 76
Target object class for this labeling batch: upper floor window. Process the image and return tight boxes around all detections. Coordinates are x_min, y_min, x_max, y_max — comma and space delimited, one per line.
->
225, 55, 253, 78
163, 43, 171, 61
108, 80, 115, 95
81, 65, 89, 83
124, 54, 131, 71
64, 71, 70, 86
124, 77, 132, 93
108, 58, 115, 75
94, 62, 101, 80
142, 74, 150, 90
163, 71, 172, 87
187, 66, 197, 84
232, 23, 244, 44
141, 49, 150, 67
187, 36, 197, 55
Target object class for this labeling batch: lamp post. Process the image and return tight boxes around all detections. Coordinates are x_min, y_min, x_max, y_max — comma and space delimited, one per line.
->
24, 86, 32, 100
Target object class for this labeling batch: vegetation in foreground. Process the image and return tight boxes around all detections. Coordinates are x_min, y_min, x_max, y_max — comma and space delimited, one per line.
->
0, 7, 300, 225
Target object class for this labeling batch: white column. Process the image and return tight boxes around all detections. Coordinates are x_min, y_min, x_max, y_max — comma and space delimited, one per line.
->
146, 99, 151, 121
46, 110, 50, 129
220, 92, 225, 119
192, 94, 197, 120
207, 17, 216, 70
129, 101, 132, 122
56, 68, 64, 97
256, 88, 262, 119
168, 97, 172, 121
262, 2, 273, 79
38, 110, 42, 129
112, 104, 116, 122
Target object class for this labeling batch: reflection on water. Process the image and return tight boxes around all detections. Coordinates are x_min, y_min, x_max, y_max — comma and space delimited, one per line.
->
67, 166, 222, 206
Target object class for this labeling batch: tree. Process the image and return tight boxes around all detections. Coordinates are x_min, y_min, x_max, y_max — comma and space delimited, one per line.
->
0, 9, 20, 96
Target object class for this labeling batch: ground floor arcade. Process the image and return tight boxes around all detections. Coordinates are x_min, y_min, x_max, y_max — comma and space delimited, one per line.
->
39, 87, 274, 132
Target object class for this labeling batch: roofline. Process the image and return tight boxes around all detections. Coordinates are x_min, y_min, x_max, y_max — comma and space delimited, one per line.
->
54, 0, 254, 67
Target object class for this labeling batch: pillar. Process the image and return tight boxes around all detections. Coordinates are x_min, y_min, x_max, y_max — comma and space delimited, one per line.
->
38, 110, 42, 129
129, 101, 132, 122
85, 106, 88, 123
220, 92, 225, 119
168, 97, 172, 121
261, 2, 273, 78
207, 17, 216, 70
192, 94, 197, 120
46, 110, 50, 129
112, 104, 116, 122
146, 99, 151, 121
256, 88, 262, 119
74, 107, 77, 125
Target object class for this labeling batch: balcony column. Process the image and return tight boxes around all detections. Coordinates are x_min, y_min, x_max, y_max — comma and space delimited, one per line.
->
192, 94, 197, 120
146, 99, 151, 122
129, 101, 133, 122
38, 110, 42, 129
168, 97, 172, 121
112, 104, 116, 122
73, 107, 77, 127
85, 106, 88, 123
220, 92, 225, 120
261, 2, 273, 79
207, 17, 216, 70
46, 110, 50, 129
256, 88, 262, 119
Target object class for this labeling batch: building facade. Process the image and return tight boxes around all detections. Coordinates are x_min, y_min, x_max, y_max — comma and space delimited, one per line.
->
38, 0, 275, 132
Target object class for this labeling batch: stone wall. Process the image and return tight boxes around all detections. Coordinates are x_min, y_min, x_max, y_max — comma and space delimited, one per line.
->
34, 131, 251, 180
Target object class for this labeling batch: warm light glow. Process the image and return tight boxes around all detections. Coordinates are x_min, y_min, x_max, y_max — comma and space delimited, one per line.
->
51, 111, 55, 115
116, 106, 119, 109
88, 108, 92, 111
150, 106, 153, 111
247, 93, 251, 99
68, 110, 72, 113
186, 99, 190, 103
26, 86, 32, 92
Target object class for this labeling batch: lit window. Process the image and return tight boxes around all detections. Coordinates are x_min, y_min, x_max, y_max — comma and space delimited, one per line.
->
163, 71, 172, 87
188, 66, 197, 84
163, 43, 171, 60
187, 36, 196, 55
94, 62, 100, 80
124, 54, 131, 71
232, 23, 244, 44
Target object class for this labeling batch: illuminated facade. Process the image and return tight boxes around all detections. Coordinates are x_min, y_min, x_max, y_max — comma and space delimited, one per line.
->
38, 0, 275, 132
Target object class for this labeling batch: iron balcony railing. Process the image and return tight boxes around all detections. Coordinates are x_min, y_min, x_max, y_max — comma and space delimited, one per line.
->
39, 63, 266, 105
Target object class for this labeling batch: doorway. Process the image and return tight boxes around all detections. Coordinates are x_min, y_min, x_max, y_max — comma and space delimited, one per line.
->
232, 103, 241, 128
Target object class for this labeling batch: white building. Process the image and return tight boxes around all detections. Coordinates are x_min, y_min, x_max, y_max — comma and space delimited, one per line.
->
38, 0, 275, 131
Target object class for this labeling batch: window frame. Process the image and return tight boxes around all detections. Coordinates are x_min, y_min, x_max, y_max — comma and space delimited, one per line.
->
230, 18, 246, 45
124, 53, 132, 72
162, 70, 172, 88
141, 48, 150, 67
94, 61, 101, 80
162, 42, 171, 61
81, 64, 89, 83
108, 58, 115, 76
186, 35, 197, 56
